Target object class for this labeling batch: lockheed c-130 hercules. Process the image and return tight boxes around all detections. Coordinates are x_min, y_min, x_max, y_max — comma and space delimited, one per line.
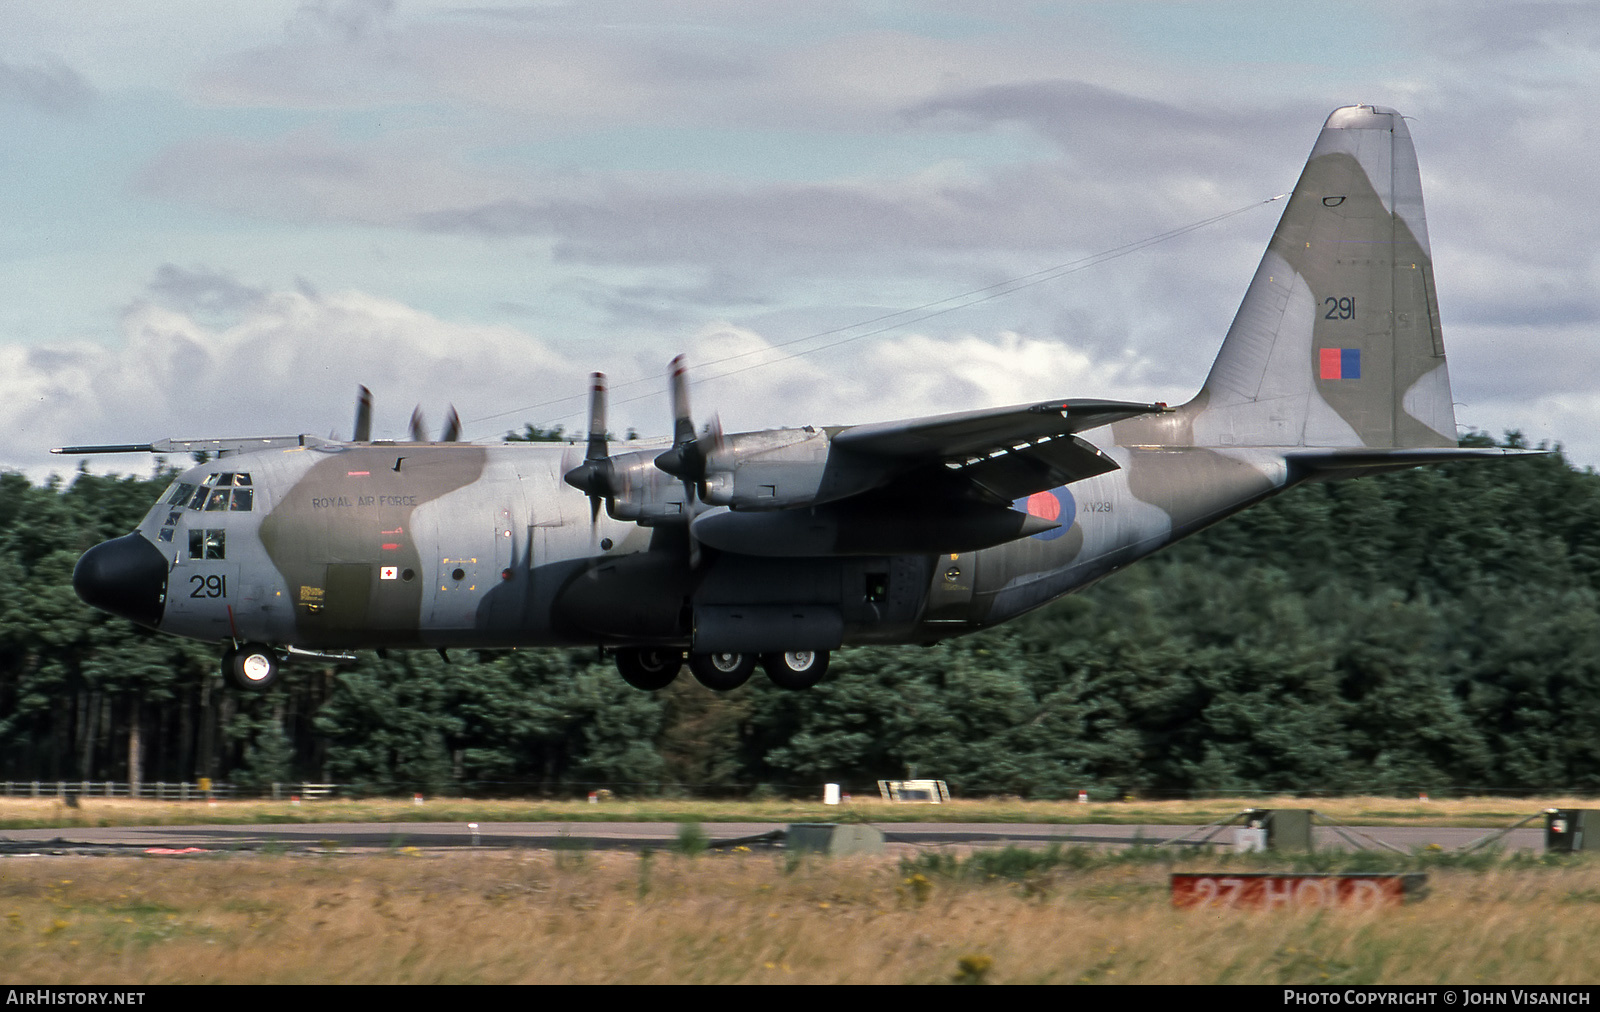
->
61, 105, 1529, 694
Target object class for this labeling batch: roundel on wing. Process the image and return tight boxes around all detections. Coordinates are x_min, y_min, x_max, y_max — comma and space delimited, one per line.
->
1015, 487, 1075, 541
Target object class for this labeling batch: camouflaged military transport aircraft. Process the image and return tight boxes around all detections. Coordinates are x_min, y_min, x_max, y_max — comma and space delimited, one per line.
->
60, 105, 1528, 694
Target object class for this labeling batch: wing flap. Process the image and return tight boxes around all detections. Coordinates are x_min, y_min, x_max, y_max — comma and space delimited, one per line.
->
949, 433, 1120, 501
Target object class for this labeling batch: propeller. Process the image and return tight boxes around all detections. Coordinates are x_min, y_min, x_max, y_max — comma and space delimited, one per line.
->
653, 354, 724, 496
559, 358, 725, 565
409, 405, 463, 442
353, 386, 373, 442
561, 372, 615, 529
652, 355, 725, 567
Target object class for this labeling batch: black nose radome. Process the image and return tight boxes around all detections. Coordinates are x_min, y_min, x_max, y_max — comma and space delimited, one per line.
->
73, 534, 169, 628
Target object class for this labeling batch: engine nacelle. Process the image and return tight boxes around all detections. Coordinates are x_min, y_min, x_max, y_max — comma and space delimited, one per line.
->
604, 448, 696, 525
699, 428, 830, 510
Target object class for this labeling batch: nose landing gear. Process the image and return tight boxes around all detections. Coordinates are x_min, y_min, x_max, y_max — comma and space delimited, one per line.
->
222, 643, 281, 691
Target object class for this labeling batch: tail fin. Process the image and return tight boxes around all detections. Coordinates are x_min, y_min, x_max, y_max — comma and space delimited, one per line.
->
1180, 105, 1457, 449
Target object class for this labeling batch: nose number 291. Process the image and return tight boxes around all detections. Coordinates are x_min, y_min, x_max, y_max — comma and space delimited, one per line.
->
190, 574, 227, 599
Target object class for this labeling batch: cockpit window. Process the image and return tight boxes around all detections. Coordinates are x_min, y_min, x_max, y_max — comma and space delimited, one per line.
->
189, 528, 225, 560
186, 473, 254, 512
162, 482, 197, 507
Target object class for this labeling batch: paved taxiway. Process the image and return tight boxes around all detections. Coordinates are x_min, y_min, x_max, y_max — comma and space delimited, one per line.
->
0, 821, 1545, 855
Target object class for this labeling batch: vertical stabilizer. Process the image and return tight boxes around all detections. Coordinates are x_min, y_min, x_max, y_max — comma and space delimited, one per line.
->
1175, 106, 1457, 449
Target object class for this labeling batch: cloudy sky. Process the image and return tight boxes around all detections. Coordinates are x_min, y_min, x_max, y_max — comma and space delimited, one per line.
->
3, 1, 1596, 480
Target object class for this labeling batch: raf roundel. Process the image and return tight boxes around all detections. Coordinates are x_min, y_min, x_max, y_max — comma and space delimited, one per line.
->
1017, 487, 1074, 541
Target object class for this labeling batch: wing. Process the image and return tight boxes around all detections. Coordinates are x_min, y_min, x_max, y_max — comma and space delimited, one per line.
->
832, 397, 1168, 503
687, 397, 1168, 557
52, 436, 332, 456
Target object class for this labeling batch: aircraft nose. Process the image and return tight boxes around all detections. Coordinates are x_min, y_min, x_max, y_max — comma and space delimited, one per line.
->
73, 533, 169, 628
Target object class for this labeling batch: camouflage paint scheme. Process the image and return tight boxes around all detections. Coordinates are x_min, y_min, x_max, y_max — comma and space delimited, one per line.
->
67, 106, 1528, 684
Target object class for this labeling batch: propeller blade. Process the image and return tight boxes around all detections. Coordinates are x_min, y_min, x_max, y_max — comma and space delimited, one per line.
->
409, 407, 427, 443
562, 371, 618, 533
440, 406, 461, 443
353, 386, 373, 442
668, 354, 694, 447
585, 373, 608, 461
655, 355, 704, 481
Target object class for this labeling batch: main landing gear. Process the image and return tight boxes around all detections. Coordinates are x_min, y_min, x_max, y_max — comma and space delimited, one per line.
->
760, 650, 830, 690
222, 643, 281, 691
688, 652, 756, 691
615, 647, 685, 691
610, 648, 831, 691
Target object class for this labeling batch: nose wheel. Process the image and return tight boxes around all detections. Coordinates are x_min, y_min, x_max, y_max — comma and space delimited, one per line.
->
223, 643, 281, 691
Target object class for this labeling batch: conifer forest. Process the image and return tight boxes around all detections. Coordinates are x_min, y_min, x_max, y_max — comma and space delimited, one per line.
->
3, 433, 1597, 799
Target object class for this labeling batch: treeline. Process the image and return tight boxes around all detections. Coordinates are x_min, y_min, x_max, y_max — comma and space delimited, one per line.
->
2, 435, 1599, 797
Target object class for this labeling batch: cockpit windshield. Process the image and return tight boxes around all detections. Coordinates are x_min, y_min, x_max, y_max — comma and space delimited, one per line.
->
153, 472, 255, 543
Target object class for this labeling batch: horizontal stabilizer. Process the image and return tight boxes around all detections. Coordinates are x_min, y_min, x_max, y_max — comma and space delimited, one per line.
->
1286, 446, 1548, 481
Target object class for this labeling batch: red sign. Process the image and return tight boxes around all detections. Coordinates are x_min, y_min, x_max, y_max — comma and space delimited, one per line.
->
1170, 873, 1420, 910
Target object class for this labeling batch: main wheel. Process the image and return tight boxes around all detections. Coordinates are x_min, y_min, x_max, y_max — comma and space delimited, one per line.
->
615, 648, 683, 691
761, 650, 831, 690
228, 643, 280, 691
688, 652, 756, 691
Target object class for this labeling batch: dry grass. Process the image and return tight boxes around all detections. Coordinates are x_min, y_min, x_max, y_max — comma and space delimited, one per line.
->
0, 794, 1587, 830
1, 849, 1599, 984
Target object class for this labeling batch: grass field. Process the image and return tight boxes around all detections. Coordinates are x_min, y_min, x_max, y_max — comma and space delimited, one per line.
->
0, 794, 1587, 830
2, 846, 1598, 984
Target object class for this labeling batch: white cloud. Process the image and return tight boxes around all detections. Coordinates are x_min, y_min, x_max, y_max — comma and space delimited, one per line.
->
677, 323, 1175, 435
7, 282, 587, 480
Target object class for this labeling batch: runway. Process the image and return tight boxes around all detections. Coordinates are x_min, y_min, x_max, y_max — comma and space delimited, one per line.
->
0, 820, 1546, 855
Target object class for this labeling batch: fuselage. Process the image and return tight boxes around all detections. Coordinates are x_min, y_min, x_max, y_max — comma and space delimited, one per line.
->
75, 429, 1295, 656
